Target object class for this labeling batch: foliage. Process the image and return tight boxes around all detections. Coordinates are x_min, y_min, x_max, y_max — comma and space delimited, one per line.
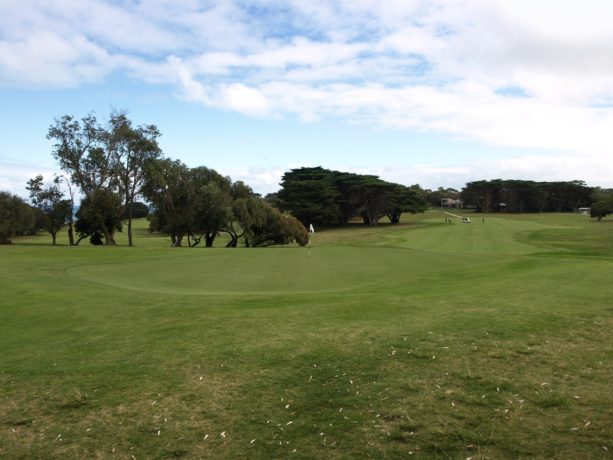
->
277, 167, 341, 226
143, 160, 234, 247
278, 166, 426, 226
26, 175, 72, 245
108, 111, 162, 246
0, 191, 36, 244
75, 189, 123, 245
48, 111, 161, 245
590, 200, 612, 220
461, 179, 593, 212
424, 186, 461, 207
234, 197, 308, 247
121, 201, 149, 219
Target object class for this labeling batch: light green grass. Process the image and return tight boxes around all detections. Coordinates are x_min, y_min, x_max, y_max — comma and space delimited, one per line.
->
0, 212, 611, 458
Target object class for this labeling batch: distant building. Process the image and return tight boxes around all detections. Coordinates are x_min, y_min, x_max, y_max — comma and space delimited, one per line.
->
441, 198, 463, 208
578, 207, 591, 215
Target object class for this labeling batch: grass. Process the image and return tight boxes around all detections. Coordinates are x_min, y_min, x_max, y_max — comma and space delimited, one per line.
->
0, 211, 611, 458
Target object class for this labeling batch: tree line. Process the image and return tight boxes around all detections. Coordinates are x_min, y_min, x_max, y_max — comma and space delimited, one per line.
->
0, 111, 307, 247
273, 167, 428, 226
1, 111, 612, 245
460, 179, 601, 213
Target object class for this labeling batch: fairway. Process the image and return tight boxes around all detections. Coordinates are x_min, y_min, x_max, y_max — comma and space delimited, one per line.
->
1, 212, 611, 459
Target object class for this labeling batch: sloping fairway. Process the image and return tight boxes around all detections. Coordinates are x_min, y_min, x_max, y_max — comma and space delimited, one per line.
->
1, 212, 611, 458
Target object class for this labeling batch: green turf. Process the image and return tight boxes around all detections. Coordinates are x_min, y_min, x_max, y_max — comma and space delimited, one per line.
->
1, 212, 611, 459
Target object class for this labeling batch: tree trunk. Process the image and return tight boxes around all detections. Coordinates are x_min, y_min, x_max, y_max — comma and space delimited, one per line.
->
51, 232, 57, 245
127, 202, 134, 247
102, 226, 117, 245
67, 223, 75, 246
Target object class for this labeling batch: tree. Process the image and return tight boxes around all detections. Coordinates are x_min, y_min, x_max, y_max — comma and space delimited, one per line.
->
277, 167, 340, 226
48, 113, 119, 244
26, 175, 72, 245
142, 159, 193, 247
386, 184, 428, 223
0, 192, 36, 244
223, 182, 256, 247
121, 202, 149, 219
590, 200, 612, 221
143, 161, 233, 247
426, 187, 460, 208
108, 111, 162, 246
187, 167, 233, 247
75, 189, 123, 245
353, 176, 393, 226
48, 111, 162, 246
233, 197, 308, 247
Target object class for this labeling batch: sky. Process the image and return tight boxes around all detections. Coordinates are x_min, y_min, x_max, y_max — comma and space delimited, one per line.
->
1, 0, 612, 198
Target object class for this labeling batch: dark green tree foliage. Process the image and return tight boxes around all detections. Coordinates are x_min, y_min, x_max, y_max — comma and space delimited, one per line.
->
350, 175, 394, 226
277, 167, 340, 226
143, 159, 197, 247
26, 175, 72, 245
0, 191, 36, 244
143, 160, 233, 247
75, 189, 123, 245
461, 180, 593, 212
590, 188, 613, 221
278, 166, 426, 226
386, 184, 428, 224
121, 202, 149, 219
188, 167, 233, 247
590, 201, 611, 220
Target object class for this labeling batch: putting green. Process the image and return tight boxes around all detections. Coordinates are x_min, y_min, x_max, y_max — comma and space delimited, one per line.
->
67, 246, 495, 295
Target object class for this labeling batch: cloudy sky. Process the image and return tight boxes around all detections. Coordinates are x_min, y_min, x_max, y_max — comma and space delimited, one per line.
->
1, 0, 612, 197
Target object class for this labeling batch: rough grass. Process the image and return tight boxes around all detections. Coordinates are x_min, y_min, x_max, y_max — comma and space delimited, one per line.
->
0, 212, 611, 458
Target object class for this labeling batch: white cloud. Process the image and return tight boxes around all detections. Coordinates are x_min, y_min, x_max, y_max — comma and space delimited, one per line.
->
2, 0, 613, 187
218, 166, 285, 195
0, 162, 60, 199
219, 83, 270, 116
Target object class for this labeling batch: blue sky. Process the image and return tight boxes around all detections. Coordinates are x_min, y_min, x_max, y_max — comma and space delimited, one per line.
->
1, 0, 612, 197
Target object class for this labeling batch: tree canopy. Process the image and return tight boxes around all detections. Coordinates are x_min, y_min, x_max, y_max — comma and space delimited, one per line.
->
26, 175, 72, 245
0, 192, 36, 244
277, 167, 427, 226
47, 111, 161, 245
461, 180, 593, 213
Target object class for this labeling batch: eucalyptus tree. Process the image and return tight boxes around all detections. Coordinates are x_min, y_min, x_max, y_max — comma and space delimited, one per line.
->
48, 113, 119, 244
142, 159, 193, 247
143, 161, 234, 247
48, 111, 163, 245
108, 112, 162, 246
26, 175, 72, 245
